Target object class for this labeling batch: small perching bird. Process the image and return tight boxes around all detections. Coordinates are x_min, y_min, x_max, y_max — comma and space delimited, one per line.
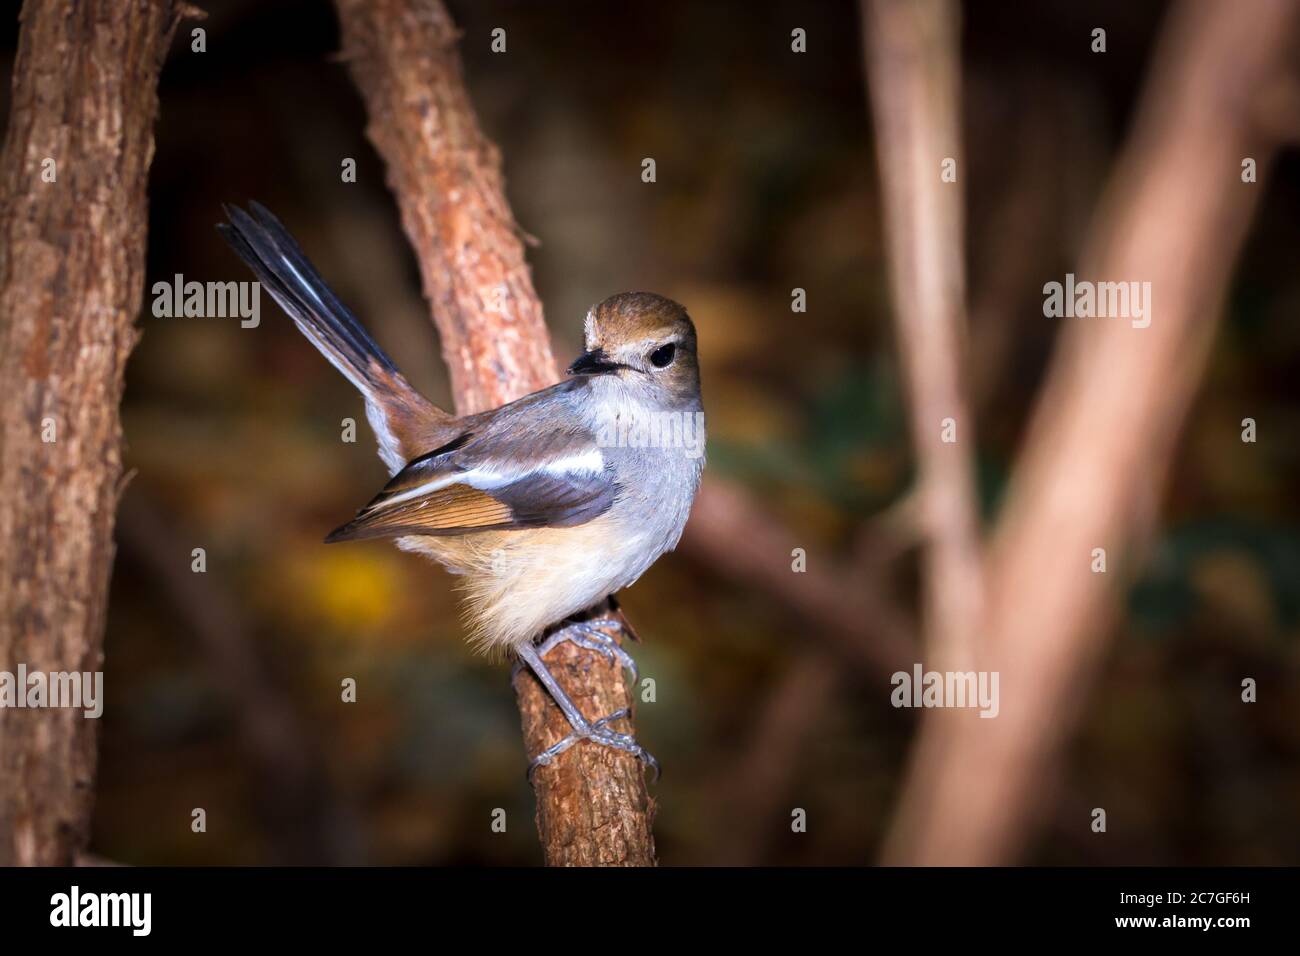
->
218, 202, 705, 776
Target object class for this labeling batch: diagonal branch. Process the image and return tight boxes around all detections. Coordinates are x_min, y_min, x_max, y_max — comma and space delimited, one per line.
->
333, 0, 655, 865
683, 479, 914, 680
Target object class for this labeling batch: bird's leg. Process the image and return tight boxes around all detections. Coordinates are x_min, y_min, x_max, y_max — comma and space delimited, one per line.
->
515, 632, 658, 782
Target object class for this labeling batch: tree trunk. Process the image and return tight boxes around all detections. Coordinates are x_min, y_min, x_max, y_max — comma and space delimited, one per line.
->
0, 0, 188, 865
334, 0, 657, 866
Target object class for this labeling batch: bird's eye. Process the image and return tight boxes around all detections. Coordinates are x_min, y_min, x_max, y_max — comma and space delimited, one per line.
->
649, 343, 676, 368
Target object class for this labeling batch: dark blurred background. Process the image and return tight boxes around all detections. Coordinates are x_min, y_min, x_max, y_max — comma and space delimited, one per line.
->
2, 0, 1296, 865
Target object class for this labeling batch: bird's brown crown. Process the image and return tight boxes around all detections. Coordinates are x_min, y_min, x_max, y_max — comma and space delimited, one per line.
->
583, 292, 695, 352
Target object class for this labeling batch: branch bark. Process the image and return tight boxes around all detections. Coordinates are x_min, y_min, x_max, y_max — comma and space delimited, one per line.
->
881, 0, 1300, 864
0, 0, 188, 865
333, 0, 656, 865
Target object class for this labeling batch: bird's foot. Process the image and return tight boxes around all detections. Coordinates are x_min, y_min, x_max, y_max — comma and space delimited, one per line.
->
526, 707, 659, 783
516, 625, 658, 782
536, 617, 638, 683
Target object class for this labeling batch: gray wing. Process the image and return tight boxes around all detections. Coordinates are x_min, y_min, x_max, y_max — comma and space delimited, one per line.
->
325, 380, 618, 541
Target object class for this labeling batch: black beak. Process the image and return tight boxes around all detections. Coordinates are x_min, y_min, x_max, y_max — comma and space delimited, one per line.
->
567, 348, 625, 376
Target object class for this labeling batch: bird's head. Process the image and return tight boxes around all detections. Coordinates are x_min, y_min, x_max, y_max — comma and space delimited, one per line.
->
567, 292, 700, 407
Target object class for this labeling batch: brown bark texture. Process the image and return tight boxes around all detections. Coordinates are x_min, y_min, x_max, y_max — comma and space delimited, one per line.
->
0, 0, 186, 865
334, 0, 656, 865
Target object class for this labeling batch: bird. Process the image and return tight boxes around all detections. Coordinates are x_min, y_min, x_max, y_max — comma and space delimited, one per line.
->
218, 202, 705, 777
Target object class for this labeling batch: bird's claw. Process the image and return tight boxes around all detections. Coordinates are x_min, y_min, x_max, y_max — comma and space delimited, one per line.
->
536, 618, 638, 683
527, 708, 660, 784
520, 617, 658, 782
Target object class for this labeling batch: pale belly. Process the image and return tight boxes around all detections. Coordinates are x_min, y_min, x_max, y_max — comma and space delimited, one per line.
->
397, 510, 678, 654
395, 427, 703, 654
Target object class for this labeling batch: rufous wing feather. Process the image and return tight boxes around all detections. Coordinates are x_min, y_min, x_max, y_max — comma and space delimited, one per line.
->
325, 484, 517, 541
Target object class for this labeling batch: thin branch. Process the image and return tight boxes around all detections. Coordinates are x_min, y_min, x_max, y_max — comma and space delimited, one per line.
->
332, 0, 655, 865
863, 0, 984, 669
682, 479, 914, 681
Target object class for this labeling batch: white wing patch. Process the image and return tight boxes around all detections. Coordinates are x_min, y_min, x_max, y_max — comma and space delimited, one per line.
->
369, 448, 607, 511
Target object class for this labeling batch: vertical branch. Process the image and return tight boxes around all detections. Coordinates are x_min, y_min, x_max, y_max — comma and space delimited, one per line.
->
0, 0, 188, 865
333, 0, 656, 865
863, 0, 984, 669
883, 0, 1300, 864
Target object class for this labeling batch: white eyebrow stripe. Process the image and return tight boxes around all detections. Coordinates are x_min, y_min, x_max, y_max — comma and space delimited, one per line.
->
368, 448, 606, 510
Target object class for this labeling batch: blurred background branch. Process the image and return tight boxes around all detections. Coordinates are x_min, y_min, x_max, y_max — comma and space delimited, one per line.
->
882, 0, 1300, 865
863, 0, 984, 672
684, 480, 914, 679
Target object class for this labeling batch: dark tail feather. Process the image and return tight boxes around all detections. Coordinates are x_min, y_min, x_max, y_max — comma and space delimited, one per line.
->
218, 202, 455, 473
217, 202, 402, 398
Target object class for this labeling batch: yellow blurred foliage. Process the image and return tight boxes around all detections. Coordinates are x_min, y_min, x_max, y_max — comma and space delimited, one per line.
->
278, 547, 404, 637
